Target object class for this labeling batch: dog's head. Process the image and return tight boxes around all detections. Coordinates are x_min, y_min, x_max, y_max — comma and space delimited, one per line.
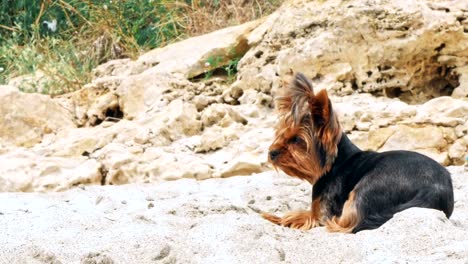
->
268, 73, 342, 184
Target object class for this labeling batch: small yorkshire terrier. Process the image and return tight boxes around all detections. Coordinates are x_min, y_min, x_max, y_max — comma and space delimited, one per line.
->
262, 73, 454, 233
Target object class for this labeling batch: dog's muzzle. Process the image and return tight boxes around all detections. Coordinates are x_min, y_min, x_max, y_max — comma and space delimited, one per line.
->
269, 149, 281, 161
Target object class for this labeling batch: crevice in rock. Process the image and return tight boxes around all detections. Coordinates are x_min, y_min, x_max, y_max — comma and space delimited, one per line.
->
254, 50, 264, 58
105, 104, 124, 120
366, 59, 460, 104
91, 104, 124, 126
351, 78, 359, 91
434, 43, 446, 52
384, 87, 405, 99
428, 4, 450, 13
99, 164, 108, 186
264, 55, 277, 65
191, 68, 232, 81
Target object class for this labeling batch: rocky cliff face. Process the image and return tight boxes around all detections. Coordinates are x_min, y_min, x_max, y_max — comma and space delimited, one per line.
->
0, 0, 467, 193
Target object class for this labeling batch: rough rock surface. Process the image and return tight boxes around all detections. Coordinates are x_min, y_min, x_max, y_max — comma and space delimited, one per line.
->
0, 0, 467, 193
0, 167, 466, 263
237, 0, 468, 102
0, 85, 75, 147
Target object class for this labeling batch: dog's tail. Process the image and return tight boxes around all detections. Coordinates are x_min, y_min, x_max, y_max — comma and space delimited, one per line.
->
352, 186, 454, 233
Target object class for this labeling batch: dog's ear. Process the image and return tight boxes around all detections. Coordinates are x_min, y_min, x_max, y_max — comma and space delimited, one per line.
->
310, 89, 334, 128
310, 88, 341, 153
286, 73, 314, 125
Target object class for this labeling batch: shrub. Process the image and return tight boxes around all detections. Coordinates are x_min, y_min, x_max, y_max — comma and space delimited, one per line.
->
0, 0, 281, 94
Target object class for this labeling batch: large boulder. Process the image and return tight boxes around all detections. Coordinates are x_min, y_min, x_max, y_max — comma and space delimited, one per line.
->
0, 148, 102, 192
236, 0, 468, 103
0, 85, 75, 147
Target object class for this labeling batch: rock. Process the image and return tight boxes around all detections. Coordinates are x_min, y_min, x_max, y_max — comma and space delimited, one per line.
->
160, 159, 213, 181
351, 127, 396, 151
218, 152, 264, 178
33, 120, 139, 157
413, 96, 468, 127
0, 85, 75, 147
67, 76, 123, 126
237, 0, 468, 103
160, 99, 201, 140
455, 124, 468, 138
195, 127, 228, 153
380, 125, 447, 151
449, 139, 467, 165
116, 73, 184, 120
380, 125, 449, 165
92, 58, 141, 79
89, 19, 262, 82
200, 104, 247, 128
137, 20, 262, 79
452, 66, 468, 98
0, 149, 102, 192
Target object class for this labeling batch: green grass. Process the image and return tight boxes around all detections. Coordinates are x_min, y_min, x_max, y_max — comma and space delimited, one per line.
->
0, 0, 281, 94
0, 0, 186, 94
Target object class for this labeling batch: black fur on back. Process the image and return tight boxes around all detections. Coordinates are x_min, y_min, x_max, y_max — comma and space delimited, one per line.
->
313, 133, 454, 233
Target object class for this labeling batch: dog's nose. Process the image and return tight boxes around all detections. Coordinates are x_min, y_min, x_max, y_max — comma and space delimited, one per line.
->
269, 149, 281, 161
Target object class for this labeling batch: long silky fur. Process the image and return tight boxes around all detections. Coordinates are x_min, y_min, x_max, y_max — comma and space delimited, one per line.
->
276, 73, 315, 125
264, 72, 454, 234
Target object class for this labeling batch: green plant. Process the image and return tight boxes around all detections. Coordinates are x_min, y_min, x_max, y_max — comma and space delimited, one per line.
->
0, 0, 188, 93
225, 57, 240, 78
200, 53, 241, 82
0, 0, 281, 94
203, 55, 223, 79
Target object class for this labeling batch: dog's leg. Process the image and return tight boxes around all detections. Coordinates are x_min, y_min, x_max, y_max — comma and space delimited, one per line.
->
326, 191, 359, 233
262, 199, 321, 230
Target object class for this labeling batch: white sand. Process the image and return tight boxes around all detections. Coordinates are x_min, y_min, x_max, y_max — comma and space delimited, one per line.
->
0, 166, 467, 264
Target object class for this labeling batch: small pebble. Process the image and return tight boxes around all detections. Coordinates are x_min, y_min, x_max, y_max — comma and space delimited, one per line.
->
95, 195, 104, 205
153, 244, 171, 260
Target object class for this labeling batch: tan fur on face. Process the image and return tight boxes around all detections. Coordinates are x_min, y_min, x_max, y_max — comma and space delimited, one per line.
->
269, 73, 341, 184
269, 115, 330, 184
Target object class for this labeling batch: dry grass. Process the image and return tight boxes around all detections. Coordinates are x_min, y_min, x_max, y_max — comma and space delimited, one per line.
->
0, 0, 282, 94
178, 0, 282, 37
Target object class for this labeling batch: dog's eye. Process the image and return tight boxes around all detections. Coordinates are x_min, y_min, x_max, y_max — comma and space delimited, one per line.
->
289, 136, 303, 144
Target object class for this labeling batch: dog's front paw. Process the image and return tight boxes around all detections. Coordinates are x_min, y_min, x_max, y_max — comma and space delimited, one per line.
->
262, 210, 317, 230
282, 210, 317, 230
261, 212, 282, 225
